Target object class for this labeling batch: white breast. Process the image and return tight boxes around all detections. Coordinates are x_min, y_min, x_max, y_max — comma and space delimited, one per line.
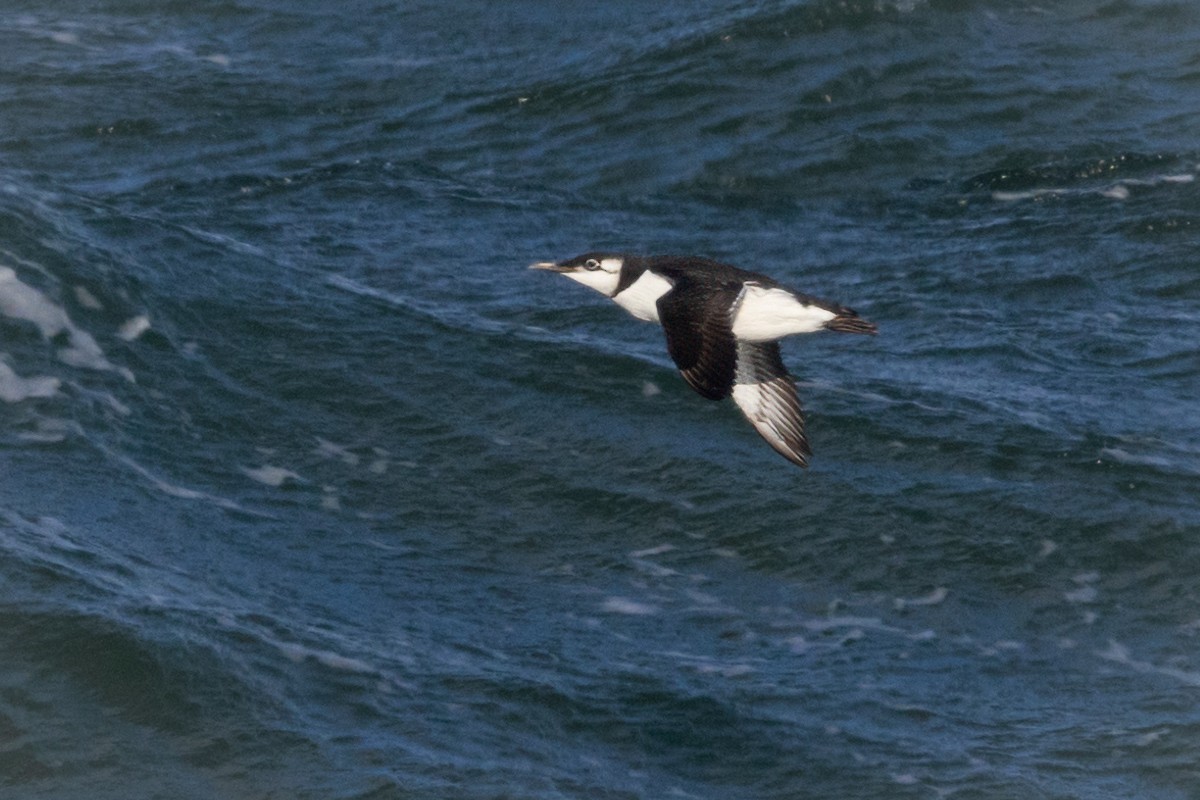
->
731, 284, 836, 342
612, 270, 674, 322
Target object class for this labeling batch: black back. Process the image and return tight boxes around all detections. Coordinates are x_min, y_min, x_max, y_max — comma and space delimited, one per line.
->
622, 255, 781, 294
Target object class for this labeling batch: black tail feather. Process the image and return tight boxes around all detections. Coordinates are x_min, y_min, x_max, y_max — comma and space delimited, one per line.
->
825, 309, 878, 335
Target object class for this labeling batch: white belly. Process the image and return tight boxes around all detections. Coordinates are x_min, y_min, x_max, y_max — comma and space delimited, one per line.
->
612, 271, 674, 322
731, 284, 835, 341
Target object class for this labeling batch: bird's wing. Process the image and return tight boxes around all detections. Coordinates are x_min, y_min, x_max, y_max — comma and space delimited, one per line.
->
656, 280, 740, 400
731, 341, 811, 467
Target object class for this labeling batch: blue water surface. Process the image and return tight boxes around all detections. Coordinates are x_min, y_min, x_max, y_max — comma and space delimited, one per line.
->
1, 2, 1199, 798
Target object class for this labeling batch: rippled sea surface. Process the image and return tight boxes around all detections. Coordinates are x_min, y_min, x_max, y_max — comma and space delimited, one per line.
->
2, 2, 1199, 798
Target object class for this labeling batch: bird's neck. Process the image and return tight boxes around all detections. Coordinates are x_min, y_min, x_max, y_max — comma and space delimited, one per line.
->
613, 255, 649, 296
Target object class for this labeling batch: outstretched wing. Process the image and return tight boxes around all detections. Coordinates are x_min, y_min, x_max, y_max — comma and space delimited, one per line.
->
656, 280, 741, 400
731, 341, 811, 467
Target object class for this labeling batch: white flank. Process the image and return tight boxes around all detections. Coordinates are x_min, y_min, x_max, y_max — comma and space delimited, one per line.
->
731, 284, 835, 341
612, 270, 673, 321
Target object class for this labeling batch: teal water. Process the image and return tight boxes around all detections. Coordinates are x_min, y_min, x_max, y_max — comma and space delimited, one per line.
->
2, 2, 1199, 798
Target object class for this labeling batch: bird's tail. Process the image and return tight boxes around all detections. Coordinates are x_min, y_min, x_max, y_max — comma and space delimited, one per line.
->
825, 309, 878, 335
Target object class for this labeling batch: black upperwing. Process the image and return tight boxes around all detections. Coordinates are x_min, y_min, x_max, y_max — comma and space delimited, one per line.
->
655, 278, 742, 401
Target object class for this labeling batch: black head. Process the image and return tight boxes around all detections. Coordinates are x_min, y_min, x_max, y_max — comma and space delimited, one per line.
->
529, 252, 630, 297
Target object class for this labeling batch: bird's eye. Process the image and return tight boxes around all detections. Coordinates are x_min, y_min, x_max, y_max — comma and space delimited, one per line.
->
584, 259, 601, 271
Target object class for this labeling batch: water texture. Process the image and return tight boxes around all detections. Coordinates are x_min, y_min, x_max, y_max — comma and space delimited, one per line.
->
1, 1, 1198, 798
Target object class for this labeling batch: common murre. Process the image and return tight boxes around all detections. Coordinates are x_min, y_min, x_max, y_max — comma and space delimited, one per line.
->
530, 252, 876, 467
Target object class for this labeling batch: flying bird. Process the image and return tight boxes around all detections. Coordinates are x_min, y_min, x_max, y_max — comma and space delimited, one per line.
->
531, 252, 876, 467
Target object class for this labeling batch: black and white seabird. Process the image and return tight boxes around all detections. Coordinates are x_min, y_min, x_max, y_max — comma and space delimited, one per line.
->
530, 252, 876, 467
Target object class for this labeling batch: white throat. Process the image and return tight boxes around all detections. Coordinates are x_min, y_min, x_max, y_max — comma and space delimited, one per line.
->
563, 268, 618, 296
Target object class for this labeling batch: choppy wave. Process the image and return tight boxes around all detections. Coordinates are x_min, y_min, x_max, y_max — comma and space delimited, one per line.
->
2, 1, 1200, 798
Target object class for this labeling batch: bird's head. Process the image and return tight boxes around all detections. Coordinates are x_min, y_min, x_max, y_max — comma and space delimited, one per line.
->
529, 252, 626, 297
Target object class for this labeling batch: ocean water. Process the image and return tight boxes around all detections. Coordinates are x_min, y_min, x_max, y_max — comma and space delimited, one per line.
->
1, 1, 1199, 797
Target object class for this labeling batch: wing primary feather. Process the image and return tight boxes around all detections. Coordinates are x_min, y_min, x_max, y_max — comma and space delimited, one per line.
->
731, 342, 811, 467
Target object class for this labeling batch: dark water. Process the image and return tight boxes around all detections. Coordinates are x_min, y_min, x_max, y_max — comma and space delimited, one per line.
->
2, 1, 1199, 797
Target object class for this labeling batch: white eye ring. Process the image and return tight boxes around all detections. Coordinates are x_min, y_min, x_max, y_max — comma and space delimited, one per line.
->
584, 259, 600, 271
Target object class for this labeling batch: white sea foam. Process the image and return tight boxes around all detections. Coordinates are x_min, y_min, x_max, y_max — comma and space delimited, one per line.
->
1065, 572, 1100, 604
631, 559, 678, 578
1134, 728, 1170, 747
1064, 585, 1098, 604
0, 359, 60, 402
659, 651, 756, 677
683, 589, 734, 612
314, 437, 361, 466
73, 285, 104, 310
893, 587, 948, 610
277, 641, 377, 675
600, 597, 659, 616
1099, 447, 1174, 470
630, 543, 675, 558
992, 170, 1197, 204
0, 265, 119, 375
981, 640, 1025, 656
116, 315, 151, 341
0, 265, 76, 337
16, 417, 73, 443
242, 464, 303, 487
181, 225, 267, 258
320, 487, 341, 511
1098, 640, 1200, 687
992, 189, 1053, 202
97, 444, 255, 514
801, 615, 906, 635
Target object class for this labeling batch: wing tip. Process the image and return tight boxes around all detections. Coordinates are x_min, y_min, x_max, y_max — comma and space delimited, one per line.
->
774, 437, 812, 468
